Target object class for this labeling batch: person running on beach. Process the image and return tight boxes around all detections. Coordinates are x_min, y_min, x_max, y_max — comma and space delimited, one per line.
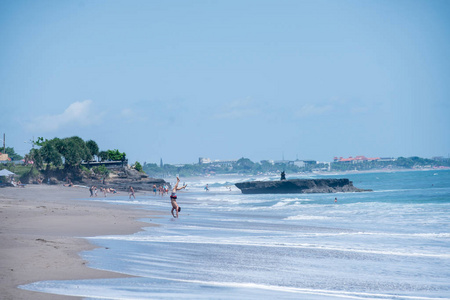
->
170, 177, 187, 218
129, 186, 135, 199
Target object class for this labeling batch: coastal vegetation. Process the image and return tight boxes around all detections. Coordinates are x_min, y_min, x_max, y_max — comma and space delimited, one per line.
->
0, 136, 130, 183
331, 156, 446, 172
143, 156, 450, 177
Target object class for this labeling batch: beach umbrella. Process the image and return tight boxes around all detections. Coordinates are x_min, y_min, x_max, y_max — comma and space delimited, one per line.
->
0, 169, 15, 177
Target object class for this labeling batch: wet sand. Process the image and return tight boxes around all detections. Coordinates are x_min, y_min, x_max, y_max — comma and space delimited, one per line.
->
0, 184, 159, 300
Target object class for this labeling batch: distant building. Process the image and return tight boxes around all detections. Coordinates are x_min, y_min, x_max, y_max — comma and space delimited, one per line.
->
0, 153, 10, 162
211, 159, 237, 167
291, 160, 305, 168
260, 160, 274, 165
378, 157, 396, 162
274, 160, 290, 165
199, 157, 237, 166
199, 157, 211, 164
334, 156, 381, 164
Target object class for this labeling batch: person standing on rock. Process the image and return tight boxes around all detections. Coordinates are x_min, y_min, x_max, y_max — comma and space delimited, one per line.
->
171, 177, 187, 218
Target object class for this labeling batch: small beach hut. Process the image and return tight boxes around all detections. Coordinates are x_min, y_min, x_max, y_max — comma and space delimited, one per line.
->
0, 169, 16, 185
0, 169, 15, 177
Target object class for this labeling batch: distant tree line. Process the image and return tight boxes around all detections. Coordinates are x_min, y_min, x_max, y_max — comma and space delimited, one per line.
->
143, 156, 450, 177
143, 158, 326, 177
331, 156, 449, 172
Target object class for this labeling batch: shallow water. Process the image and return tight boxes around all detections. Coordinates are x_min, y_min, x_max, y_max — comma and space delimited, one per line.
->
22, 170, 450, 299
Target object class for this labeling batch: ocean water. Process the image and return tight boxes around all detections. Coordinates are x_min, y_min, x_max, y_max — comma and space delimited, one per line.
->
22, 170, 450, 299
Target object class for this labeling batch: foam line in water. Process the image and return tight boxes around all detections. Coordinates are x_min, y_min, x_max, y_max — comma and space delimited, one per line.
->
285, 215, 331, 220
89, 235, 450, 259
146, 276, 450, 300
20, 277, 450, 300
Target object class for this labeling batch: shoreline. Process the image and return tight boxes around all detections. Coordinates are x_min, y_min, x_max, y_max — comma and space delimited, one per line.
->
0, 184, 161, 300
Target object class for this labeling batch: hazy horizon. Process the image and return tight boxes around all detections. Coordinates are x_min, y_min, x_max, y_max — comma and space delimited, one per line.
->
1, 0, 449, 165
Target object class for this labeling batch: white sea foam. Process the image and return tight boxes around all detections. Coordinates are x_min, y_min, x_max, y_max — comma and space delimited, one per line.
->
90, 235, 450, 259
132, 277, 450, 300
285, 215, 331, 220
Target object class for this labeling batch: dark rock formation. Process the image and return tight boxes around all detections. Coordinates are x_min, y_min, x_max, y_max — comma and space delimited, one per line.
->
83, 168, 168, 192
85, 177, 167, 192
235, 178, 371, 194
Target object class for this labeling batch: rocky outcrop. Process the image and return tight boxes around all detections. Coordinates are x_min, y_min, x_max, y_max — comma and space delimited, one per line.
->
235, 178, 371, 194
83, 168, 168, 192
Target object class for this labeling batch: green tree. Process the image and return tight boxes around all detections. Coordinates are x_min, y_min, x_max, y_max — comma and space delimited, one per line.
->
396, 157, 414, 168
93, 165, 110, 177
60, 136, 92, 167
40, 142, 62, 168
133, 161, 143, 172
35, 137, 48, 147
28, 148, 43, 169
33, 136, 92, 169
86, 140, 99, 160
98, 151, 108, 161
107, 149, 126, 161
234, 158, 255, 173
143, 163, 161, 176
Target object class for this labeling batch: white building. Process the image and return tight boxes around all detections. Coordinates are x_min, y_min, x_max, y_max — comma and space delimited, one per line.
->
199, 157, 212, 164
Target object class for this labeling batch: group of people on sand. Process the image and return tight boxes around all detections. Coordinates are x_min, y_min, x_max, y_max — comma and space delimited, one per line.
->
10, 178, 25, 188
152, 184, 170, 196
88, 177, 188, 219
90, 185, 117, 197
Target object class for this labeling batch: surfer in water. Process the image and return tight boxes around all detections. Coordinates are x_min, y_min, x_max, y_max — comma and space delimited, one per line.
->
171, 177, 187, 218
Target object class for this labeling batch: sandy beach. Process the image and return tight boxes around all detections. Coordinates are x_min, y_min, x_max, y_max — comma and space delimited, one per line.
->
0, 184, 159, 300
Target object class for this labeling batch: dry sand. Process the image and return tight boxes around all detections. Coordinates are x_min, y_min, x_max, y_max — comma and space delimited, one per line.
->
0, 184, 161, 300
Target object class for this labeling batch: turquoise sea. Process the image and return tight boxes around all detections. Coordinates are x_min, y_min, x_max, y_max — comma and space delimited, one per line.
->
22, 170, 450, 299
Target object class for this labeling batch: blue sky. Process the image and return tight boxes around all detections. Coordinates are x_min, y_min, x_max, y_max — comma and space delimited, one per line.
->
1, 0, 449, 164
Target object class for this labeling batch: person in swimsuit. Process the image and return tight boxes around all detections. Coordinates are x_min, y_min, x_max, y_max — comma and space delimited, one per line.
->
171, 177, 187, 218
129, 186, 135, 199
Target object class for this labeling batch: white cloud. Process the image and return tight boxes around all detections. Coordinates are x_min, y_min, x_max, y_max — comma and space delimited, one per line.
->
295, 104, 333, 118
25, 100, 99, 132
